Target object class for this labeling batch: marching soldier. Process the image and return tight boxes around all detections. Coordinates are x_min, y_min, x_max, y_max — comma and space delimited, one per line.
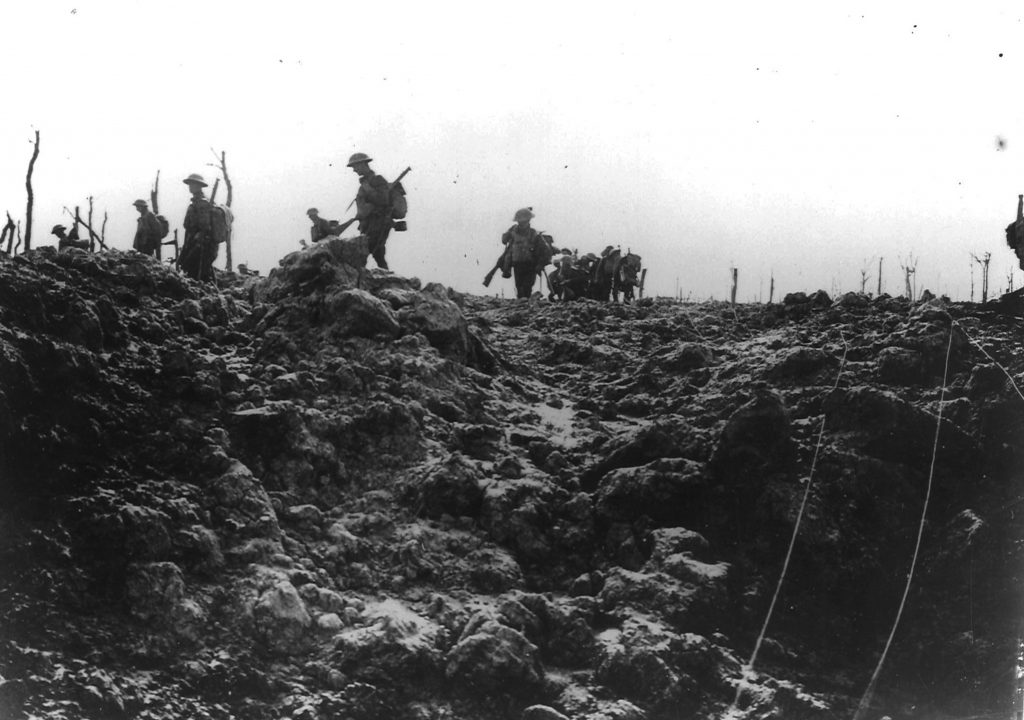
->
348, 152, 392, 270
132, 199, 162, 256
178, 173, 217, 281
502, 207, 541, 299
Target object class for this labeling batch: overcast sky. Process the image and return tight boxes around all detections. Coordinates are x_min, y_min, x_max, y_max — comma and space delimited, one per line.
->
2, 2, 1023, 301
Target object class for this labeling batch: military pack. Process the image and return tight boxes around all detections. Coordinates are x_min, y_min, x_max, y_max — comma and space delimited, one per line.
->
155, 214, 170, 240
210, 205, 234, 244
390, 181, 408, 220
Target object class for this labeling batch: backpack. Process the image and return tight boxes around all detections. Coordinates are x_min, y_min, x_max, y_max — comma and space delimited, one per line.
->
533, 232, 556, 271
210, 204, 233, 244
390, 181, 408, 220
155, 214, 170, 240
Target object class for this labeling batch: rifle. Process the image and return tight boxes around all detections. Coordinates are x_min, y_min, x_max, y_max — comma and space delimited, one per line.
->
483, 247, 511, 287
335, 217, 357, 235
165, 228, 180, 266
346, 166, 412, 213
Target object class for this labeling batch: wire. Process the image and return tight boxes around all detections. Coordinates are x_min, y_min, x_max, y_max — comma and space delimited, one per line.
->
726, 331, 849, 714
954, 319, 1024, 403
852, 322, 955, 720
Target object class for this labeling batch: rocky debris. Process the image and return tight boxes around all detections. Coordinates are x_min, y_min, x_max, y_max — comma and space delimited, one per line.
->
446, 618, 544, 697
1, 246, 1023, 720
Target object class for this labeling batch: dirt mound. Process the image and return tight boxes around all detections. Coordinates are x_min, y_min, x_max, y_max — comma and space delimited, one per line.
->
1, 249, 1022, 720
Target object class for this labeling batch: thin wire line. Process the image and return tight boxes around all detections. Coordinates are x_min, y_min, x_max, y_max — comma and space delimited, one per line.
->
852, 323, 955, 720
954, 319, 1024, 403
726, 331, 849, 713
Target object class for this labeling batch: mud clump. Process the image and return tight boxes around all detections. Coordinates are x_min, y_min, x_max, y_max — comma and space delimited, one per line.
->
1, 249, 1022, 720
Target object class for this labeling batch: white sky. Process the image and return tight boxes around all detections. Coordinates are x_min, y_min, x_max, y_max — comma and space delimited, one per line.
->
2, 1, 1024, 301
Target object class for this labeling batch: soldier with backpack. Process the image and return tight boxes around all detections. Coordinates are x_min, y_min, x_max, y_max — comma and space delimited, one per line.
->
178, 173, 220, 281
132, 199, 163, 257
347, 152, 409, 270
502, 207, 543, 299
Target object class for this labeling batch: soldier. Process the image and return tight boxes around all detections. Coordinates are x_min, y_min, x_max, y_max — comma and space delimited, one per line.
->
178, 173, 217, 281
502, 207, 542, 299
132, 199, 162, 256
347, 152, 392, 270
51, 224, 88, 251
307, 208, 334, 243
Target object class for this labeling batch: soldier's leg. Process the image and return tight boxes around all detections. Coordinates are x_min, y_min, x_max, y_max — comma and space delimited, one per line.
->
373, 223, 392, 270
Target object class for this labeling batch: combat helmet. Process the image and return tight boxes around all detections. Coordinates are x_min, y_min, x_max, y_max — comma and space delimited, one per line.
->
182, 173, 208, 187
347, 152, 372, 167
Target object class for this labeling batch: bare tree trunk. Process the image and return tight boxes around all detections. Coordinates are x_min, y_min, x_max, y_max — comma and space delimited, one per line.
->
150, 170, 160, 214
210, 148, 233, 270
101, 211, 108, 246
2, 212, 14, 254
769, 273, 775, 304
66, 206, 107, 250
87, 196, 96, 250
15, 221, 22, 254
24, 130, 39, 252
730, 268, 738, 306
983, 255, 990, 302
877, 257, 883, 296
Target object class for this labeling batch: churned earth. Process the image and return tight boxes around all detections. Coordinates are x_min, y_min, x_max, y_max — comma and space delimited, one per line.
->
0, 238, 1022, 720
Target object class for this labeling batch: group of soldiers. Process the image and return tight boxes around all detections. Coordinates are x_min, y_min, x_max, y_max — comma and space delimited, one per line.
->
48, 173, 225, 281
484, 207, 645, 303
303, 153, 409, 270
45, 150, 406, 283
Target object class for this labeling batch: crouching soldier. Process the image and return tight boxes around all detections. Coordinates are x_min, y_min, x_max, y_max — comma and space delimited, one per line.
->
307, 208, 334, 243
52, 224, 88, 251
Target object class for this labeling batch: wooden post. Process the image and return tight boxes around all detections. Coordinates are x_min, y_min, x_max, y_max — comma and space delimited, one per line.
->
24, 130, 39, 252
971, 253, 990, 303
970, 255, 975, 302
87, 196, 97, 251
984, 253, 991, 302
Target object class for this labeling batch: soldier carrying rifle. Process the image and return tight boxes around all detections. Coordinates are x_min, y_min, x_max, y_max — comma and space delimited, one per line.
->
346, 152, 409, 270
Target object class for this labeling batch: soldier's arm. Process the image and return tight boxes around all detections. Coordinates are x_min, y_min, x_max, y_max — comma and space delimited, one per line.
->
360, 175, 391, 207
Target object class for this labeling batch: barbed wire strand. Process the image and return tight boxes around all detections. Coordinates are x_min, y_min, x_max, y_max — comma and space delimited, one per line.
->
726, 330, 849, 716
851, 322, 955, 720
954, 319, 1024, 403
